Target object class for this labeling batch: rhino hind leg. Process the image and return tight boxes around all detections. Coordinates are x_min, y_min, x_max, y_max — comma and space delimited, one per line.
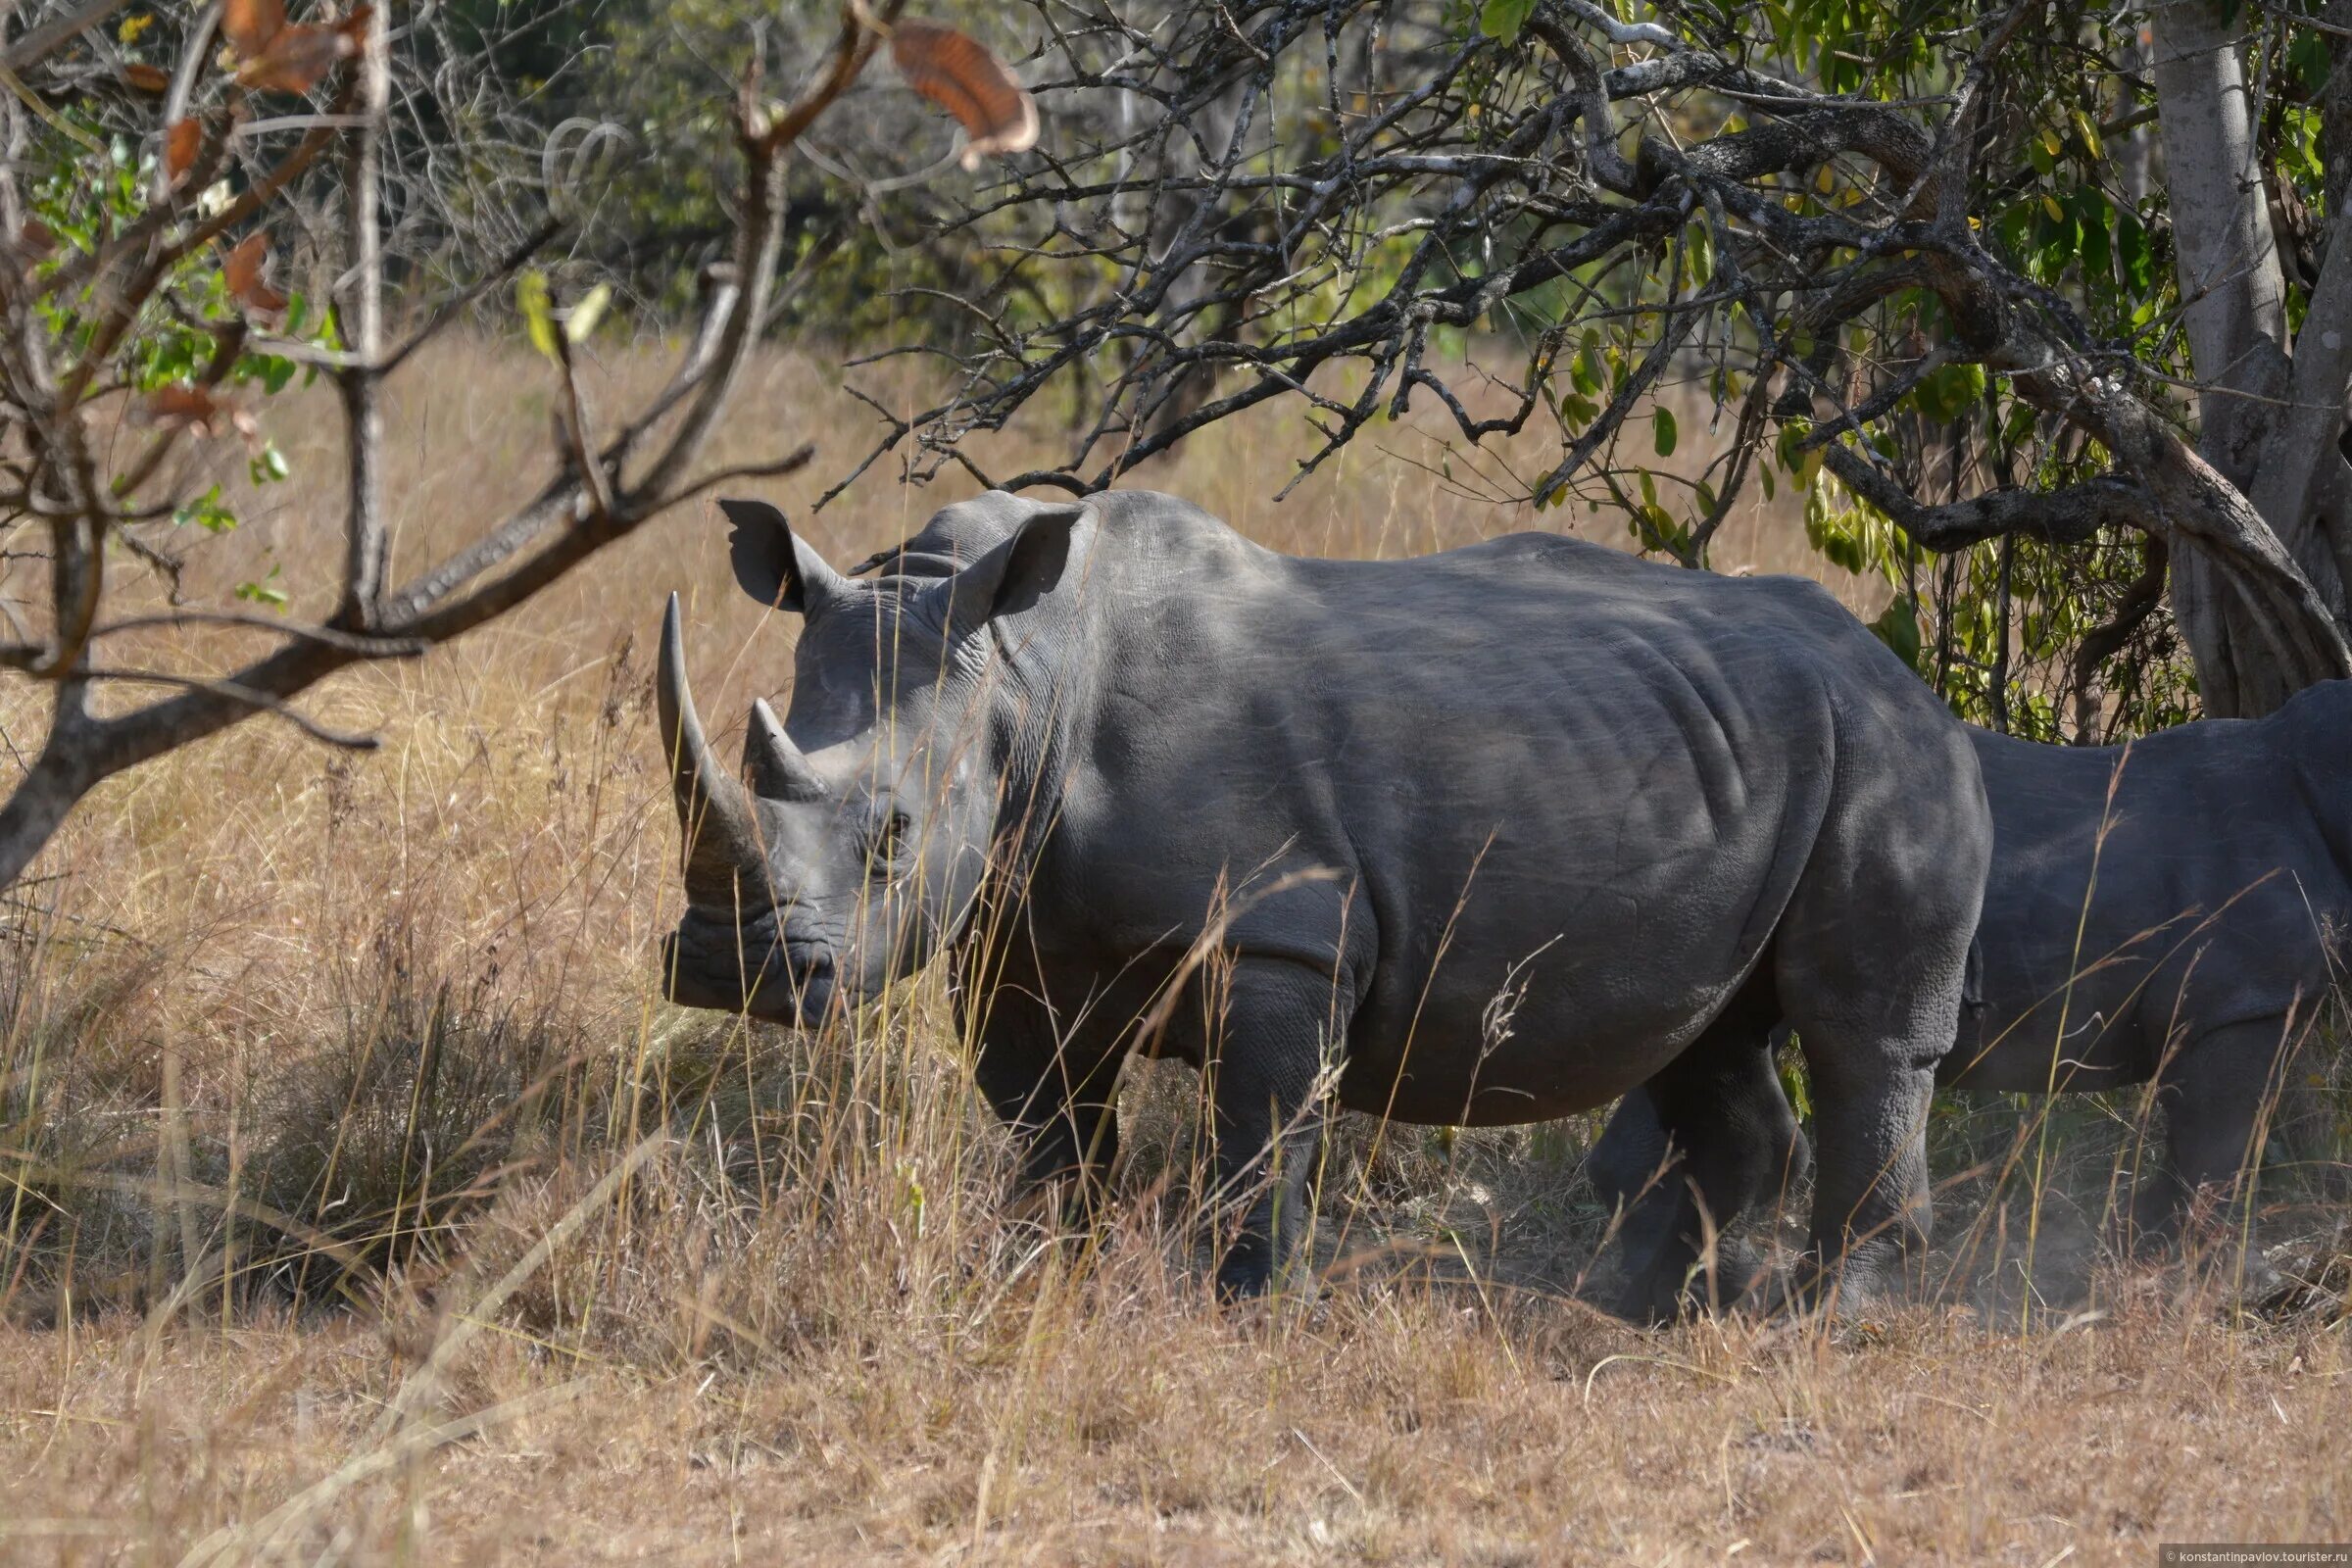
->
1773, 867, 1982, 1314
2140, 1017, 2295, 1300
1590, 977, 1808, 1324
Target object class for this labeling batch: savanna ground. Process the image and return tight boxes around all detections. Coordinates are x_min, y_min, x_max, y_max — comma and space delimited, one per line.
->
2, 339, 2348, 1565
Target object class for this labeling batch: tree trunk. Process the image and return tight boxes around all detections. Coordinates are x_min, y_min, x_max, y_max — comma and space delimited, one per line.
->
2153, 0, 2344, 715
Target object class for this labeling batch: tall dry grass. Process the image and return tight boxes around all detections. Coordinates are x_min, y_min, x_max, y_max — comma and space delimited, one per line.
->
0, 339, 2345, 1564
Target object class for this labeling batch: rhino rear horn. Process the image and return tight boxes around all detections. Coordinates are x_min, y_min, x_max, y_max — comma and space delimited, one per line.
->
745, 697, 828, 803
658, 593, 766, 904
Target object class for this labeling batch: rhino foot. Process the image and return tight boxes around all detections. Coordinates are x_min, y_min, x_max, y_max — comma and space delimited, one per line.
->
2189, 1240, 2289, 1311
1610, 1236, 1769, 1325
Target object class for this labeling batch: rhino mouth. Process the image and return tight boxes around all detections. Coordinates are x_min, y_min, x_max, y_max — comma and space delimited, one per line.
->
662, 908, 840, 1024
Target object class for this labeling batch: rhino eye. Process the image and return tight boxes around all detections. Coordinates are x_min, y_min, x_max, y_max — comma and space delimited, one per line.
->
867, 809, 911, 877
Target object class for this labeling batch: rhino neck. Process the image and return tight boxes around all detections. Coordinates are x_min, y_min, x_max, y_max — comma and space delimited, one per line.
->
969, 579, 1103, 902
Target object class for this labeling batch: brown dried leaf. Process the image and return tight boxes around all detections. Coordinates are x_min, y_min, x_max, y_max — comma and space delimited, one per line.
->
221, 0, 286, 58
889, 20, 1038, 170
223, 232, 288, 317
233, 19, 359, 93
19, 220, 54, 261
135, 384, 256, 443
222, 0, 285, 59
122, 63, 172, 93
165, 118, 203, 183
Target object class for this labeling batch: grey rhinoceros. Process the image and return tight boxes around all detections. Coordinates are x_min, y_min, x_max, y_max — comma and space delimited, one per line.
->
1592, 684, 2352, 1314
656, 487, 1991, 1304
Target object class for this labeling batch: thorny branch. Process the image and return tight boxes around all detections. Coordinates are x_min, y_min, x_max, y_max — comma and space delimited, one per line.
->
847, 0, 2349, 699
0, 0, 911, 887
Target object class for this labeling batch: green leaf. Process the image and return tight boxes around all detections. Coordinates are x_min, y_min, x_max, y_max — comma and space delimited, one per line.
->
517, 270, 559, 363
1686, 220, 1714, 285
1479, 0, 1537, 40
564, 282, 612, 344
1776, 1045, 1812, 1123
1870, 597, 1923, 671
172, 484, 236, 533
235, 564, 288, 611
1570, 345, 1600, 397
1636, 503, 1688, 555
1911, 361, 1987, 423
2078, 202, 2113, 285
1775, 418, 1811, 471
2116, 210, 2152, 294
1652, 404, 1678, 458
2289, 30, 2330, 94
248, 442, 289, 486
2070, 110, 2103, 162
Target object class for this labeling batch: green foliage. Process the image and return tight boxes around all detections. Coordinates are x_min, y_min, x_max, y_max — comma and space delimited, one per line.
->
235, 564, 289, 611
172, 486, 236, 534
1587, 0, 2234, 738
517, 270, 560, 362
27, 99, 342, 545
1480, 0, 1539, 41
563, 0, 1033, 325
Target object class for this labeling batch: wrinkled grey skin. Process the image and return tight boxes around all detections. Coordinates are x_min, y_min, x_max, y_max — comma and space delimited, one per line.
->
657, 488, 1991, 1303
1593, 685, 2352, 1316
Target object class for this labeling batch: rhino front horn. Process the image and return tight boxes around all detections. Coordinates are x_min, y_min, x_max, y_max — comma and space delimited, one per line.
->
658, 593, 765, 903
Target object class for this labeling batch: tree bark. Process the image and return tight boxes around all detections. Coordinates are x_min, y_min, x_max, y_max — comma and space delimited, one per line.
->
2152, 0, 2331, 715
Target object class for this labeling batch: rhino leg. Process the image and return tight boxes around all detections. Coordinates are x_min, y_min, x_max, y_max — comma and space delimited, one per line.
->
1778, 1031, 1937, 1314
971, 993, 1125, 1224
2140, 1017, 2294, 1299
1775, 893, 1978, 1315
1202, 957, 1345, 1300
1590, 978, 1808, 1323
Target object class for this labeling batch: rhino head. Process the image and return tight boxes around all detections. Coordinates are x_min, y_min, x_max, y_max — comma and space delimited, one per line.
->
658, 493, 1085, 1024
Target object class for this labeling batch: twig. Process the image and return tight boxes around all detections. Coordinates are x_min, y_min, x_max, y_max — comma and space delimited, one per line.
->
3, 0, 136, 71
380, 218, 565, 375
87, 612, 428, 656
76, 668, 383, 749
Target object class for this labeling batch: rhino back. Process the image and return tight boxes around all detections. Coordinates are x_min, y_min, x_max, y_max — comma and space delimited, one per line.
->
1952, 705, 2352, 1091
1027, 497, 1971, 1121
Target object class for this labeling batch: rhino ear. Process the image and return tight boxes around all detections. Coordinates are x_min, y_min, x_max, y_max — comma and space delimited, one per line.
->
718, 497, 849, 614
934, 501, 1087, 638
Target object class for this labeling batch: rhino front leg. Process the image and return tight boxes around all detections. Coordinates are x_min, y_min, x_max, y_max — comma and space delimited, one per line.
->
1202, 956, 1347, 1299
1591, 987, 1808, 1323
971, 997, 1124, 1223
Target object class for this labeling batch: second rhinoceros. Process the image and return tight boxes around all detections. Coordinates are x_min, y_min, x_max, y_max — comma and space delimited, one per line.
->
1592, 685, 2352, 1313
656, 488, 1990, 1304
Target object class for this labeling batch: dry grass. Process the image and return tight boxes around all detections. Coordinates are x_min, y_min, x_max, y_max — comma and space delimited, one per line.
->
0, 340, 2345, 1564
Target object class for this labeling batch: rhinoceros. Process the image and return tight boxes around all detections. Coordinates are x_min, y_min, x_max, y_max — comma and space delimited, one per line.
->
1592, 684, 2352, 1313
656, 487, 1991, 1304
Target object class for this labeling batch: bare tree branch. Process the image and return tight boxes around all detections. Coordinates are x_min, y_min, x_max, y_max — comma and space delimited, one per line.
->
0, 0, 941, 887
3, 0, 135, 72
333, 1, 390, 630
